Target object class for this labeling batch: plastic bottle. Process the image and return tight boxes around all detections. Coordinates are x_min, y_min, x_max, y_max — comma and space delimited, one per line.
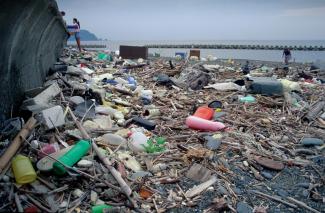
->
12, 155, 37, 184
53, 140, 91, 175
128, 76, 137, 88
186, 116, 225, 131
239, 96, 256, 103
193, 106, 214, 120
91, 204, 112, 213
128, 129, 148, 153
101, 133, 127, 146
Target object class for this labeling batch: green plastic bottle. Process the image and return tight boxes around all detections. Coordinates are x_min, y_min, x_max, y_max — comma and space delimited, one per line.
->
53, 140, 91, 175
91, 204, 112, 213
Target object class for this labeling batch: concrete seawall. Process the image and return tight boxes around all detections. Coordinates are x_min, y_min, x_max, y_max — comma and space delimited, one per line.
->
0, 0, 67, 116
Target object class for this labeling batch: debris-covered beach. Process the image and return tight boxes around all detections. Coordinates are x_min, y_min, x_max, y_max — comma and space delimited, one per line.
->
0, 47, 324, 213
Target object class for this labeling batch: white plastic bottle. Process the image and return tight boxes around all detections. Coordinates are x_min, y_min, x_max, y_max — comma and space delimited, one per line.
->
128, 129, 148, 153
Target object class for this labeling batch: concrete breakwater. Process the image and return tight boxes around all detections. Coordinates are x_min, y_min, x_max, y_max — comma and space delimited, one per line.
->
145, 44, 325, 51
0, 0, 67, 116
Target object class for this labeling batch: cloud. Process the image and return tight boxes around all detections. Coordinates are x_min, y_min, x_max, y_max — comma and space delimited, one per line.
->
281, 6, 325, 17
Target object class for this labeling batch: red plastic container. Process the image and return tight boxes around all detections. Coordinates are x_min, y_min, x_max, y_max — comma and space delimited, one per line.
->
193, 106, 214, 120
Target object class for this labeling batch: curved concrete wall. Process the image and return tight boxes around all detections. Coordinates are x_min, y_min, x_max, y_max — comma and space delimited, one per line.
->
0, 0, 67, 116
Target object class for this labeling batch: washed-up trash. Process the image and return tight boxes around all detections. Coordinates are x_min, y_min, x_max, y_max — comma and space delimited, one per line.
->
247, 77, 283, 96
139, 187, 154, 199
12, 155, 37, 184
97, 52, 108, 60
91, 204, 112, 213
301, 138, 324, 146
128, 129, 148, 153
77, 159, 93, 168
280, 79, 301, 92
38, 143, 60, 158
193, 106, 214, 120
39, 105, 65, 129
132, 116, 156, 130
186, 116, 225, 131
204, 82, 245, 91
208, 100, 223, 109
80, 67, 95, 75
303, 101, 325, 122
99, 133, 127, 146
53, 140, 91, 175
239, 96, 256, 103
154, 73, 171, 85
69, 96, 85, 105
74, 100, 96, 119
37, 146, 72, 172
0, 117, 24, 138
117, 151, 142, 171
142, 137, 166, 153
143, 108, 161, 118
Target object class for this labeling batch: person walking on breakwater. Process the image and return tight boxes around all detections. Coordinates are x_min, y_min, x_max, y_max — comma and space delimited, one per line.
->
282, 48, 292, 65
67, 18, 82, 52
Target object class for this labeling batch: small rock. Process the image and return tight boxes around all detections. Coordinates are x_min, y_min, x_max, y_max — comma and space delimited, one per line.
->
301, 138, 324, 146
236, 202, 253, 213
77, 160, 93, 168
254, 156, 284, 171
277, 189, 288, 197
217, 186, 229, 195
91, 190, 98, 204
302, 189, 309, 197
69, 96, 85, 105
205, 136, 221, 151
261, 171, 273, 179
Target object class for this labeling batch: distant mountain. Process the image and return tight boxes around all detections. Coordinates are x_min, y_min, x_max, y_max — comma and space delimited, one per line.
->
68, 29, 99, 41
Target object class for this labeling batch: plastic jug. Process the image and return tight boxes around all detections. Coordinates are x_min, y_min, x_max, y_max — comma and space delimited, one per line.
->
12, 155, 37, 184
53, 140, 91, 175
193, 106, 214, 120
186, 116, 225, 131
128, 130, 148, 153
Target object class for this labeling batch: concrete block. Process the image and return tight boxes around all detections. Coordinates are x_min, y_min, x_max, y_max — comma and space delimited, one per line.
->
34, 82, 61, 104
40, 106, 65, 129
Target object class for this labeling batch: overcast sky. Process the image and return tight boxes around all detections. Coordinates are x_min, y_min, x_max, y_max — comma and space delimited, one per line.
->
56, 0, 325, 40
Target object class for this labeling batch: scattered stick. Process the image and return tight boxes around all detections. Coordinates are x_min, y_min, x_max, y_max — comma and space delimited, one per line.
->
0, 117, 37, 172
287, 197, 321, 213
249, 190, 297, 208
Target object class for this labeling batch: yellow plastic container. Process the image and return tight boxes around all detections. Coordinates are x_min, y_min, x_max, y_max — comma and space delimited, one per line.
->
12, 155, 37, 184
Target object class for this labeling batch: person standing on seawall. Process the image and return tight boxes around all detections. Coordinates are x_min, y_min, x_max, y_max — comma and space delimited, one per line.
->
67, 18, 82, 52
282, 48, 291, 65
